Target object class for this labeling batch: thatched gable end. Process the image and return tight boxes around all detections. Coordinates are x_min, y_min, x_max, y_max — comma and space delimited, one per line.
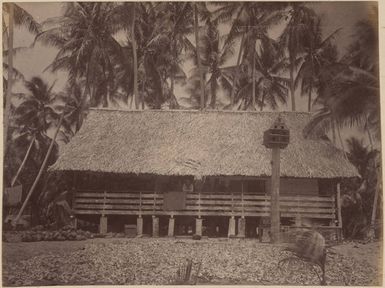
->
49, 109, 358, 178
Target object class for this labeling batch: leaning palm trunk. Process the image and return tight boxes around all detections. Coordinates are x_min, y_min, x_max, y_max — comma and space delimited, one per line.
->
170, 37, 177, 95
12, 113, 64, 226
251, 40, 256, 109
230, 34, 244, 107
210, 76, 217, 109
368, 165, 380, 239
194, 4, 205, 110
308, 82, 313, 112
365, 115, 374, 151
131, 5, 139, 109
331, 117, 337, 145
334, 117, 348, 160
4, 3, 14, 158
11, 134, 36, 187
260, 92, 265, 111
289, 61, 296, 111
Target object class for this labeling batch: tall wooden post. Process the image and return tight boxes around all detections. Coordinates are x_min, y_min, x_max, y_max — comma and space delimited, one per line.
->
263, 116, 289, 244
336, 182, 343, 242
271, 148, 281, 243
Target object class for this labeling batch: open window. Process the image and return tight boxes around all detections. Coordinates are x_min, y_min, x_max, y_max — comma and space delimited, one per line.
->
244, 180, 266, 194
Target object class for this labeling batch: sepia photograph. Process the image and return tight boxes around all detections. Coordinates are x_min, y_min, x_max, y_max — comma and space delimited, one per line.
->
2, 1, 382, 286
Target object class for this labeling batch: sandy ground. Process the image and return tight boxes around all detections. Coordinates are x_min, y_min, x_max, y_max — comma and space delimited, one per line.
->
332, 241, 383, 273
2, 238, 383, 286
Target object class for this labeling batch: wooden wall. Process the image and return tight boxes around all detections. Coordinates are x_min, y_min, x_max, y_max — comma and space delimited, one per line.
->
266, 178, 319, 196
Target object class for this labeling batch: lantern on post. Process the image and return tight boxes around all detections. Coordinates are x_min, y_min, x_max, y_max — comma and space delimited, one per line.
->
263, 116, 290, 149
263, 116, 290, 243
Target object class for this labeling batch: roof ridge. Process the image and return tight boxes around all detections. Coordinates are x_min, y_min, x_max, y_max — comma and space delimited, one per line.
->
89, 108, 311, 115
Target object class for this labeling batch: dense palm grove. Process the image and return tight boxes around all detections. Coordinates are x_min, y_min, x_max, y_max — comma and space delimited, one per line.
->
2, 2, 381, 238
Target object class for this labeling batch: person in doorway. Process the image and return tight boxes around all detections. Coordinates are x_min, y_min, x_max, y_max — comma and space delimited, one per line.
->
182, 177, 194, 193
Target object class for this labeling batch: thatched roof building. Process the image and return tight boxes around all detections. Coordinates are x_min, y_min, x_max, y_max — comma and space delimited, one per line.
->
50, 109, 358, 178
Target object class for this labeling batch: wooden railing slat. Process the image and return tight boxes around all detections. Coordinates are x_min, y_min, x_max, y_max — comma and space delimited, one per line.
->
73, 189, 336, 219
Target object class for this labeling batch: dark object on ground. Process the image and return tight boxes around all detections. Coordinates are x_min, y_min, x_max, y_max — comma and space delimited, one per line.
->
17, 226, 94, 242
279, 230, 326, 285
173, 259, 202, 285
192, 234, 201, 240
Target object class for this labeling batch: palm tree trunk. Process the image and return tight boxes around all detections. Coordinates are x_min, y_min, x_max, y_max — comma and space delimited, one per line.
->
2, 15, 9, 51
84, 63, 93, 106
170, 73, 174, 96
12, 113, 65, 226
194, 4, 205, 110
251, 40, 256, 109
365, 115, 374, 151
102, 68, 108, 107
335, 117, 348, 160
260, 92, 265, 111
141, 74, 146, 110
331, 117, 337, 145
210, 77, 217, 109
170, 37, 176, 95
11, 134, 36, 187
132, 5, 139, 110
230, 34, 244, 107
369, 165, 380, 239
308, 82, 312, 112
4, 3, 14, 158
290, 61, 296, 111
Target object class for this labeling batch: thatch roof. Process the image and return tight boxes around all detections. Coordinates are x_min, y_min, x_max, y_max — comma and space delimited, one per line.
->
50, 109, 358, 178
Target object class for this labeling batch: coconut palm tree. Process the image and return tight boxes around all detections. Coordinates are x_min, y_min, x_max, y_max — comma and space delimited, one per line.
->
213, 2, 286, 110
36, 2, 123, 108
154, 2, 193, 107
340, 17, 380, 145
279, 3, 318, 111
186, 15, 236, 109
11, 78, 81, 226
113, 2, 186, 109
10, 77, 61, 187
254, 38, 288, 111
345, 136, 381, 239
55, 82, 89, 143
3, 3, 41, 156
162, 3, 192, 89
110, 2, 141, 109
295, 18, 341, 112
192, 3, 206, 109
303, 69, 349, 156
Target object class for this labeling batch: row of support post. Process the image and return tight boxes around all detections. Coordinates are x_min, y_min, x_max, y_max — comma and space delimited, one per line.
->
99, 215, 246, 237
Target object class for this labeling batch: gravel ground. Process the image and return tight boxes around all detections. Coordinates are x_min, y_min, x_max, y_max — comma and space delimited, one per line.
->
3, 238, 382, 286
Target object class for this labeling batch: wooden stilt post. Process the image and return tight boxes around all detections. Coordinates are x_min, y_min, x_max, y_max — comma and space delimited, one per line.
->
270, 148, 281, 243
137, 216, 143, 236
152, 215, 159, 237
196, 217, 203, 236
168, 215, 175, 237
237, 217, 246, 238
99, 216, 107, 234
99, 190, 108, 234
228, 216, 236, 237
336, 182, 343, 242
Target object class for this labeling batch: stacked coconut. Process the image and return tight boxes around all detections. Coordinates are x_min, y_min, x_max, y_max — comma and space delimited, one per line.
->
21, 225, 94, 242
